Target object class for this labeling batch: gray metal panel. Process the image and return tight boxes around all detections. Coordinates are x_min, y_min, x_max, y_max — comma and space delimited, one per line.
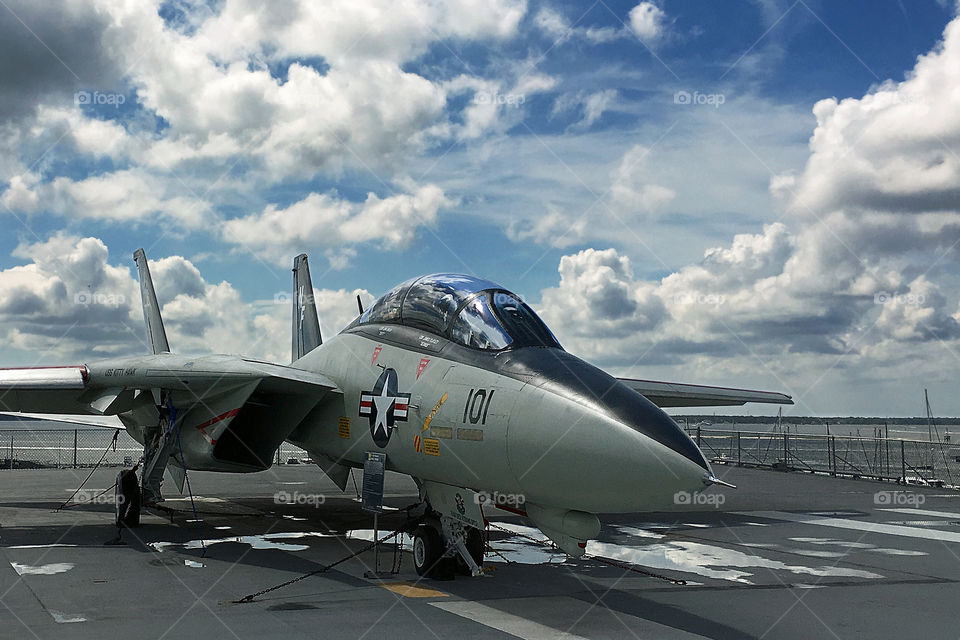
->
133, 248, 170, 354
0, 366, 86, 389
617, 377, 793, 407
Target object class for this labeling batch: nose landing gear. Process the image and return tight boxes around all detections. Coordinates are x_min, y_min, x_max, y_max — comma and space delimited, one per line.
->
411, 512, 485, 579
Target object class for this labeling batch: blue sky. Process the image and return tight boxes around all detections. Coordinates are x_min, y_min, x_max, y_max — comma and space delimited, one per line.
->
2, 0, 960, 416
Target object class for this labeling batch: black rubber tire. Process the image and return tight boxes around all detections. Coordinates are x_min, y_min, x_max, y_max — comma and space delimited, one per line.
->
412, 525, 443, 577
115, 469, 141, 528
466, 527, 484, 566
455, 527, 484, 575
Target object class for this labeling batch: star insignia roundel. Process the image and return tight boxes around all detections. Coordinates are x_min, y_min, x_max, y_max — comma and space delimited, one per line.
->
359, 368, 410, 447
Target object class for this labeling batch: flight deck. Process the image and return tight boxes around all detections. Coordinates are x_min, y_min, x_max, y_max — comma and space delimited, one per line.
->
1, 465, 957, 639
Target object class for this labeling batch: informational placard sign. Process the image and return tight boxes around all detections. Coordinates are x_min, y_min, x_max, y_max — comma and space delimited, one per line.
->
362, 451, 386, 513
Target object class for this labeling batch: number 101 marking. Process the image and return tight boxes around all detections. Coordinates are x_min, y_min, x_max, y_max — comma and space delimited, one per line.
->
463, 388, 495, 425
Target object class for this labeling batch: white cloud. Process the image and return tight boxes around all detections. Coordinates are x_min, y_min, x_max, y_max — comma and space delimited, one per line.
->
1, 174, 39, 212
18, 170, 214, 228
531, 14, 960, 413
552, 89, 618, 129
0, 235, 373, 365
774, 17, 960, 216
628, 2, 667, 43
532, 6, 629, 45
0, 0, 529, 224
539, 248, 666, 344
221, 184, 455, 266
609, 144, 676, 215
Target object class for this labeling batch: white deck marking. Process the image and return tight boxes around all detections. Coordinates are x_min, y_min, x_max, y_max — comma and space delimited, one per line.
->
878, 508, 960, 519
431, 601, 588, 639
746, 511, 960, 543
431, 599, 709, 639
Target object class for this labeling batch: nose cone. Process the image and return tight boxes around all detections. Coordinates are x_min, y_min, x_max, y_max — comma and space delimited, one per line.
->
504, 349, 711, 471
599, 381, 712, 475
501, 349, 713, 513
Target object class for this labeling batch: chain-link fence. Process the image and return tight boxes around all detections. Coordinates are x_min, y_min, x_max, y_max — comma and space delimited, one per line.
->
0, 429, 311, 469
686, 427, 960, 487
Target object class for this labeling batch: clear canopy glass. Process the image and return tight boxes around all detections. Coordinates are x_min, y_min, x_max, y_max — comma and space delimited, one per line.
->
356, 274, 560, 351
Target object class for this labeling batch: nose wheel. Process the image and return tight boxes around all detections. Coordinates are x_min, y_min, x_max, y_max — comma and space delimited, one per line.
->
411, 516, 485, 579
412, 525, 444, 577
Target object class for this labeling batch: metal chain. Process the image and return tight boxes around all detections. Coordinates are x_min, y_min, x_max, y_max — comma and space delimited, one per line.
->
233, 527, 407, 604
57, 429, 122, 512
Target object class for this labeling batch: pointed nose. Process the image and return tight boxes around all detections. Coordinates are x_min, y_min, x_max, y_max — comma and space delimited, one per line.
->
528, 352, 712, 474
502, 350, 714, 512
608, 386, 712, 475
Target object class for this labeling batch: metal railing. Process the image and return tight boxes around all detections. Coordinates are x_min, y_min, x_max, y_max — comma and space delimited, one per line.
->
0, 429, 311, 470
686, 427, 960, 487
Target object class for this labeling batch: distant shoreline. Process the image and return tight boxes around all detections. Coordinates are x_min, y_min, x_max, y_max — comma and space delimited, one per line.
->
674, 415, 960, 425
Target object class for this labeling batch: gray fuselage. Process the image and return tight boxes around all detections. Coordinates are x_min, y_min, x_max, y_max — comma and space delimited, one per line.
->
288, 321, 712, 514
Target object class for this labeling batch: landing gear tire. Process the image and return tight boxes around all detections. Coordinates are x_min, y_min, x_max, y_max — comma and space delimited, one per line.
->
412, 525, 444, 578
115, 469, 141, 528
456, 527, 484, 576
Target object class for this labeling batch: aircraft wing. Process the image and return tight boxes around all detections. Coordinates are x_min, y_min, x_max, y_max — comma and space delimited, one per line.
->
0, 355, 339, 415
0, 412, 125, 429
616, 377, 793, 408
0, 355, 342, 472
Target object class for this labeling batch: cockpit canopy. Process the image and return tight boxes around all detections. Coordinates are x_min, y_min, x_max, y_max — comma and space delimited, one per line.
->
353, 274, 561, 351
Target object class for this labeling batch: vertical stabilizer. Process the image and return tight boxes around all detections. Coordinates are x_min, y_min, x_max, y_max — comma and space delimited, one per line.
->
133, 248, 170, 354
292, 253, 322, 362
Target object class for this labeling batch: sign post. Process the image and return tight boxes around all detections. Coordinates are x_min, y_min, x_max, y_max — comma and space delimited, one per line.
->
362, 452, 386, 577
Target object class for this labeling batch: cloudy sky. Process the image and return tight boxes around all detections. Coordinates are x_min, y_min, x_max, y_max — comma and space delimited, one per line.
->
1, 0, 959, 417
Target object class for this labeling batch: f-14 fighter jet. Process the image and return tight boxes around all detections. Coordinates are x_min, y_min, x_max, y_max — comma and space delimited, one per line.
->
0, 250, 791, 577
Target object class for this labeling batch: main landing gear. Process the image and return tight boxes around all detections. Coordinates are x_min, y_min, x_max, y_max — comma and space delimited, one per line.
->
411, 509, 485, 579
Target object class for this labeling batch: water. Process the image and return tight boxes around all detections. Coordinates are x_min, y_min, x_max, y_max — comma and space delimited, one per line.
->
676, 418, 955, 441
686, 422, 960, 487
